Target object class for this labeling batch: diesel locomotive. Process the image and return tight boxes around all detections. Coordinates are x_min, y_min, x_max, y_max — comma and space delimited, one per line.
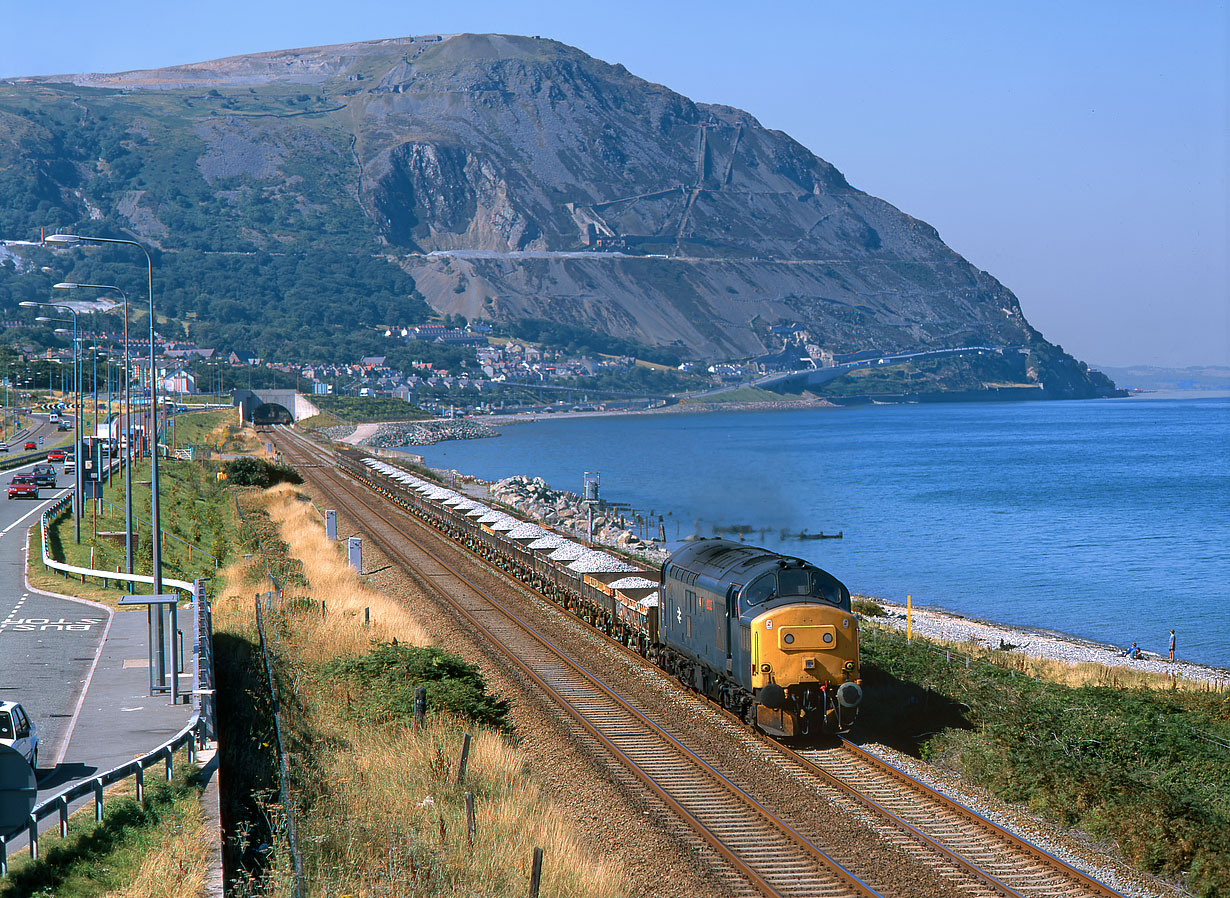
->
660, 539, 862, 738
347, 454, 862, 739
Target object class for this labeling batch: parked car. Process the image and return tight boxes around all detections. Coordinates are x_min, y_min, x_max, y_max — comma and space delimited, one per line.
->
0, 701, 38, 768
47, 449, 65, 462
24, 440, 36, 450
7, 474, 38, 499
31, 464, 57, 488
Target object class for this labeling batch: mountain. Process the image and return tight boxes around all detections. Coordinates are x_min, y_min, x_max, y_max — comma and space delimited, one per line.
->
0, 33, 1117, 396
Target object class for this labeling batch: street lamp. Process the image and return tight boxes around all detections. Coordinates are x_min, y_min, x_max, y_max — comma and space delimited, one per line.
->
53, 282, 134, 573
44, 233, 163, 599
24, 302, 83, 544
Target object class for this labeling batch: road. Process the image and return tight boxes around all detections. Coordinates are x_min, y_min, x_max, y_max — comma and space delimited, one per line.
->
0, 442, 105, 786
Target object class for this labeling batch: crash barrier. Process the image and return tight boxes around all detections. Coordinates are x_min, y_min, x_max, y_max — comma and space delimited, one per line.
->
39, 494, 197, 596
0, 715, 206, 875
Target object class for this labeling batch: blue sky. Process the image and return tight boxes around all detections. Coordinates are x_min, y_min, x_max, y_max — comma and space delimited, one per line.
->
1, 0, 1226, 367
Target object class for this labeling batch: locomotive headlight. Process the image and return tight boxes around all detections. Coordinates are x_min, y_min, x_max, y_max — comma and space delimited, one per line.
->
822, 632, 833, 644
783, 633, 795, 645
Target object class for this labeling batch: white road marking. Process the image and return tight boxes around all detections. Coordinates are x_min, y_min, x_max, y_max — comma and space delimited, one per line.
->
1, 488, 72, 535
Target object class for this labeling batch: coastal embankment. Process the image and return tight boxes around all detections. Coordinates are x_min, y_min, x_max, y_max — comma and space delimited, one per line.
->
486, 475, 669, 563
457, 466, 1230, 688
321, 418, 498, 447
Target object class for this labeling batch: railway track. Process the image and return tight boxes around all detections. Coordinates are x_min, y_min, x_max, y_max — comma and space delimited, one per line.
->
273, 428, 879, 898
783, 743, 1126, 898
271, 426, 1130, 898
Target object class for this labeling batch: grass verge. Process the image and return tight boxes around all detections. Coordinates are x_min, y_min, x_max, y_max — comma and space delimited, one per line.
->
212, 484, 630, 897
855, 626, 1230, 897
28, 458, 236, 608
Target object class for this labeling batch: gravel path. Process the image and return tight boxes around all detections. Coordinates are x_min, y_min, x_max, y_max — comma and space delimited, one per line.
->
864, 598, 1230, 688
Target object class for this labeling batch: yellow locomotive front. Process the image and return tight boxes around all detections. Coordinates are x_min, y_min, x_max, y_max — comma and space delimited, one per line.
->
748, 600, 861, 737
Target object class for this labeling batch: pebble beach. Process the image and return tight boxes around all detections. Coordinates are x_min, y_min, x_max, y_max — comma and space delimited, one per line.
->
864, 598, 1230, 688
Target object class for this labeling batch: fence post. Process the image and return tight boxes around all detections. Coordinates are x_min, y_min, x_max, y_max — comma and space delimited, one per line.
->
465, 791, 475, 846
165, 746, 174, 782
135, 765, 144, 802
414, 686, 426, 730
528, 846, 544, 898
59, 795, 69, 837
456, 733, 471, 785
0, 837, 7, 876
27, 817, 38, 860
94, 779, 104, 821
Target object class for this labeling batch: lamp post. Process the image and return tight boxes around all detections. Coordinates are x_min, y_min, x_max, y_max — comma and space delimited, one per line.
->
25, 303, 83, 544
44, 234, 163, 598
56, 282, 132, 573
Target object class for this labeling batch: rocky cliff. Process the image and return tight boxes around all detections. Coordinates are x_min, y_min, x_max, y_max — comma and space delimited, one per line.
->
0, 33, 1117, 395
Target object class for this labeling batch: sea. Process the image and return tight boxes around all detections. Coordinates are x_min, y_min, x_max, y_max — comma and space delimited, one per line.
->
400, 395, 1230, 669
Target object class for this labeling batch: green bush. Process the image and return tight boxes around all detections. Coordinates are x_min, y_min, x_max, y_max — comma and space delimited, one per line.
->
321, 643, 510, 729
856, 629, 1230, 897
224, 457, 303, 488
852, 598, 887, 617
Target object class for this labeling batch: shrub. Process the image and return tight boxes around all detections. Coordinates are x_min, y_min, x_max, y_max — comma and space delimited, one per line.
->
853, 598, 887, 617
224, 457, 303, 488
321, 643, 510, 729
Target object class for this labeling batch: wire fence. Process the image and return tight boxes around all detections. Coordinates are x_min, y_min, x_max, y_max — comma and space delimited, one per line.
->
235, 495, 305, 898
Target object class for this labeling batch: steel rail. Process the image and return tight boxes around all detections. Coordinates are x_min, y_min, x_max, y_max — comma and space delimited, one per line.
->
273, 427, 881, 898
784, 742, 1125, 898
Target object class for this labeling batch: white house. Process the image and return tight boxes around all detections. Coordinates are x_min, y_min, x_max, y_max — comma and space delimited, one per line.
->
162, 370, 198, 394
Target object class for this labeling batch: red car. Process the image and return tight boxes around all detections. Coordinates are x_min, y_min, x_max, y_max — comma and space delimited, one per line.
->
47, 450, 65, 462
23, 441, 36, 451
8, 475, 38, 499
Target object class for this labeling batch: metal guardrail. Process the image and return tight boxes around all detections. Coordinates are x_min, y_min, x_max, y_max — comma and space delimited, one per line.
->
39, 494, 196, 595
0, 715, 205, 874
0, 493, 217, 875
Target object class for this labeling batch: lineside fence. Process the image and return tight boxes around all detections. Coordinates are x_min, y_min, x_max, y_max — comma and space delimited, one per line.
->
236, 496, 306, 898
1, 498, 217, 875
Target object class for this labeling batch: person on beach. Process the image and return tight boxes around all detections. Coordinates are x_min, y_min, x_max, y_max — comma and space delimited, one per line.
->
1169, 629, 1176, 661
1128, 642, 1141, 660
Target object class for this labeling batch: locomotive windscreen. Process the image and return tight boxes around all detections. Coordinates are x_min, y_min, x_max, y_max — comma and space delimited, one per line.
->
741, 567, 846, 611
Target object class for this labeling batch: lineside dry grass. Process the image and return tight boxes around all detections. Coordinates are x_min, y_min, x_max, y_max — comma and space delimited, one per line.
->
212, 484, 631, 898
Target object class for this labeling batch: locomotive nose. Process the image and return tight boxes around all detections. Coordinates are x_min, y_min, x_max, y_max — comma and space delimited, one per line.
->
836, 682, 863, 708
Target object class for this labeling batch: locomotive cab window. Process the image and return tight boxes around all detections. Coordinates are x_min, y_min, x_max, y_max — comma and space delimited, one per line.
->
743, 574, 775, 609
810, 571, 843, 605
778, 568, 811, 596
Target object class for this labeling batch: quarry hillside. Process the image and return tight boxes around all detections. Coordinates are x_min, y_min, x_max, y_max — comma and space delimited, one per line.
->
0, 33, 1116, 396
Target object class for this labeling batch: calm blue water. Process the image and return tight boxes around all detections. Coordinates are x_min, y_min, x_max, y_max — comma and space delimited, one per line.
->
404, 396, 1230, 668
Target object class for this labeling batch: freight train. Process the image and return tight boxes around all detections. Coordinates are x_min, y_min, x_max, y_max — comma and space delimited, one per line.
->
347, 453, 862, 738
